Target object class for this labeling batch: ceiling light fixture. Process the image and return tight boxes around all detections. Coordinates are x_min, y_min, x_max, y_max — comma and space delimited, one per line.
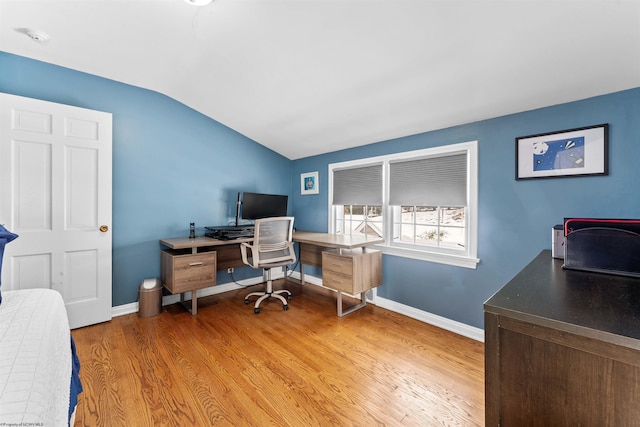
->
184, 0, 214, 5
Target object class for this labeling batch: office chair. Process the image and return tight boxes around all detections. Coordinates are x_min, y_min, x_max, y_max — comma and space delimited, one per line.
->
240, 217, 296, 314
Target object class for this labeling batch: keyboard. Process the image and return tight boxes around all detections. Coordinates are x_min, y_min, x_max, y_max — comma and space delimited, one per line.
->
205, 225, 254, 240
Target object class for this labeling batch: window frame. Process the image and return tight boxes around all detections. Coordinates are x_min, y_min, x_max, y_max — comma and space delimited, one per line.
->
328, 141, 479, 269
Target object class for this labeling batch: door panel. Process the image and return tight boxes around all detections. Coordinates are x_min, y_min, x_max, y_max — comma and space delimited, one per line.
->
66, 146, 98, 230
0, 93, 112, 329
15, 139, 53, 230
13, 253, 51, 290
66, 249, 98, 301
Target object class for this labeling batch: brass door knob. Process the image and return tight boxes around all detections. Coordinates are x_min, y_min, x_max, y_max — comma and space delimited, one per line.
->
100, 225, 109, 232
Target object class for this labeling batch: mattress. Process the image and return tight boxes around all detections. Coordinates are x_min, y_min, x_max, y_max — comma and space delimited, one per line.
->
0, 289, 72, 425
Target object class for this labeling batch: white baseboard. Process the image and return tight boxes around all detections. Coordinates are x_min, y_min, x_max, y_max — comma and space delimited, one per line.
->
374, 297, 484, 342
112, 270, 484, 343
111, 301, 139, 318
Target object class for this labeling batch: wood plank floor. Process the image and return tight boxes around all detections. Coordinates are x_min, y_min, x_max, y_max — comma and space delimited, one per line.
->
72, 280, 485, 426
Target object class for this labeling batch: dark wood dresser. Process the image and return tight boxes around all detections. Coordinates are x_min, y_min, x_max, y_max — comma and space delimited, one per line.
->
484, 250, 640, 426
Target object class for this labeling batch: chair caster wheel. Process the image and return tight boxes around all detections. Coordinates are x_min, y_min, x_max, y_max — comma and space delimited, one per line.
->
244, 299, 250, 305
287, 295, 292, 301
283, 305, 289, 311
254, 308, 260, 314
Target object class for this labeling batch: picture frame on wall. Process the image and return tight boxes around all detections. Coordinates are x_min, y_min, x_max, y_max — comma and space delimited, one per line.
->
516, 124, 609, 180
301, 171, 319, 195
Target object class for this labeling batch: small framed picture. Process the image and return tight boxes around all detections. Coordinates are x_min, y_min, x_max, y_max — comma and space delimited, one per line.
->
301, 171, 319, 195
516, 124, 608, 180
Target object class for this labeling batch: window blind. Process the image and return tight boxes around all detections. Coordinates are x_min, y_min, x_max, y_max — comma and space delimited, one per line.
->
332, 164, 383, 205
389, 152, 467, 206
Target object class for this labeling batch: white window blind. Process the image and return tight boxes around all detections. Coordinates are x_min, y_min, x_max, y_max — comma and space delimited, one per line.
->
389, 152, 467, 206
332, 164, 383, 205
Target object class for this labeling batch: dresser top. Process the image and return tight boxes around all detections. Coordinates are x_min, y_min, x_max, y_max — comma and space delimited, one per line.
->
484, 250, 640, 343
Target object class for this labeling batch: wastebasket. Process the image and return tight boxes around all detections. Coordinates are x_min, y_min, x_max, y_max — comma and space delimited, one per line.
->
138, 278, 162, 318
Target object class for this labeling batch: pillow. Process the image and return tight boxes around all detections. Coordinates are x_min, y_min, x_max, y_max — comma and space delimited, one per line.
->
0, 225, 19, 305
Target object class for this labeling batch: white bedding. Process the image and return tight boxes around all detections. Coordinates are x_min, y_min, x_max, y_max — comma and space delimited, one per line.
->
0, 289, 72, 425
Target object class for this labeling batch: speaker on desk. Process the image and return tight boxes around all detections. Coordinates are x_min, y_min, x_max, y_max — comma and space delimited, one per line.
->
552, 225, 565, 259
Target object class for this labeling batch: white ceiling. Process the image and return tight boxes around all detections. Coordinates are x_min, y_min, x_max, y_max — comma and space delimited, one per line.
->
1, 0, 639, 160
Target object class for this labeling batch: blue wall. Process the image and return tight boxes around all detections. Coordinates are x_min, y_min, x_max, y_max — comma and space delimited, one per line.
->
0, 52, 293, 306
3, 51, 639, 329
292, 88, 640, 328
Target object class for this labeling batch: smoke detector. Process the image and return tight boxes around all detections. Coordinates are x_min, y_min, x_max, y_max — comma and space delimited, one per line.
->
15, 28, 50, 45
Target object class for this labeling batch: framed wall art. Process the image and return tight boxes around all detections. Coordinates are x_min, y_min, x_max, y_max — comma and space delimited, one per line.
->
516, 124, 608, 180
301, 171, 319, 195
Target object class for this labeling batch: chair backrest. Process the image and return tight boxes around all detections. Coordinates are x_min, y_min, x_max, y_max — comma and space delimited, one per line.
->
252, 217, 296, 267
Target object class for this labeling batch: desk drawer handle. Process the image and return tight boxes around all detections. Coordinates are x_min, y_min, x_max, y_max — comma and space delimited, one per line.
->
189, 262, 204, 266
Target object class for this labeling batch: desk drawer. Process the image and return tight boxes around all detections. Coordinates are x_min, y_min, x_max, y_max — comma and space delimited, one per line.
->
322, 249, 382, 294
322, 252, 354, 276
322, 271, 354, 293
162, 250, 217, 294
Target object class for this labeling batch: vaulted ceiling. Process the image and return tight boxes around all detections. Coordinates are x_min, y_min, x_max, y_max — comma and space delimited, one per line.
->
1, 0, 639, 159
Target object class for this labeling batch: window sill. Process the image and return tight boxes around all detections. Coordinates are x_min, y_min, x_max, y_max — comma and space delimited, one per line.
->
375, 244, 480, 269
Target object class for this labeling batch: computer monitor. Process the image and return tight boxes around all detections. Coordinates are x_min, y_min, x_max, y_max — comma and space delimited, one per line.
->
236, 192, 288, 225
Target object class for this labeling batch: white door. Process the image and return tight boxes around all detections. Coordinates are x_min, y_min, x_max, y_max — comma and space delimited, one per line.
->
0, 93, 112, 329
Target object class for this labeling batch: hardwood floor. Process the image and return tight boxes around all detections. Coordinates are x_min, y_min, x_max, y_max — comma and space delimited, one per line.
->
72, 280, 484, 426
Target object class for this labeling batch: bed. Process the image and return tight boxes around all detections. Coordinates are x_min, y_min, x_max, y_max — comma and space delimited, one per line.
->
0, 225, 82, 426
0, 288, 83, 426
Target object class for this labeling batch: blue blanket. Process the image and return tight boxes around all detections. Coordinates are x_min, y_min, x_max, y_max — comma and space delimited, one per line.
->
0, 224, 19, 305
69, 335, 83, 424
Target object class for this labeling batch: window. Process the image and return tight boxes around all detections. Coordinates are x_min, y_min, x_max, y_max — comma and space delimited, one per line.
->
332, 163, 383, 238
335, 204, 384, 237
392, 206, 465, 251
329, 141, 479, 269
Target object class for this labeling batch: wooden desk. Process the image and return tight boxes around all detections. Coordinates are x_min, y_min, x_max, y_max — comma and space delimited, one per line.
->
159, 236, 252, 314
293, 231, 384, 278
484, 250, 640, 426
159, 232, 384, 316
293, 232, 384, 316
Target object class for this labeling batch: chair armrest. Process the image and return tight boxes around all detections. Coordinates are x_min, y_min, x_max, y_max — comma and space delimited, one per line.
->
240, 242, 256, 268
